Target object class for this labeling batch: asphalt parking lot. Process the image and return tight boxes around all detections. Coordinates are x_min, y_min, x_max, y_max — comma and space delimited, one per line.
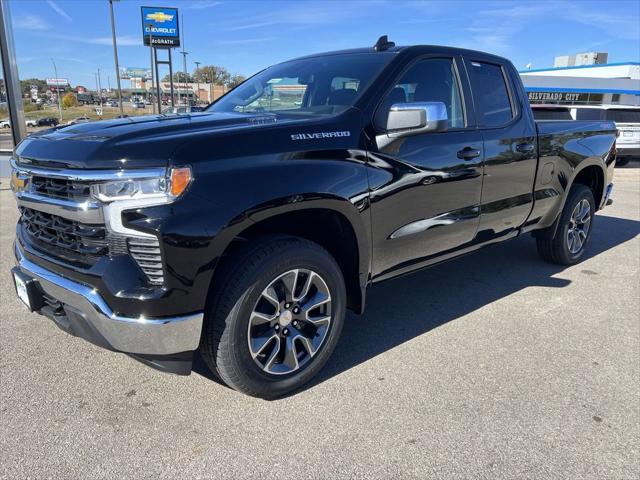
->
0, 169, 638, 479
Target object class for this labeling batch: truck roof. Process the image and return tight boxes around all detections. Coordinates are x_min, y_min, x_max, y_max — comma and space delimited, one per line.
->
287, 44, 511, 65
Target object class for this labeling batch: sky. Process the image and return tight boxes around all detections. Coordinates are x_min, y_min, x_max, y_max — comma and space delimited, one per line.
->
6, 0, 640, 87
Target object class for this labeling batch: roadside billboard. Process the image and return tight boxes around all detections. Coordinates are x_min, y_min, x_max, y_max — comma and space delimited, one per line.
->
120, 67, 152, 80
141, 6, 179, 47
46, 78, 69, 86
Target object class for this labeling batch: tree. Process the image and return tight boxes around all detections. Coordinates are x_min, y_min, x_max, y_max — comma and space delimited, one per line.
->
161, 72, 193, 83
192, 65, 230, 86
62, 92, 77, 109
227, 74, 246, 89
21, 78, 48, 97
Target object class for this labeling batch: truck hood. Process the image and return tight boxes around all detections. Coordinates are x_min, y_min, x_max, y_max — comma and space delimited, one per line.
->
14, 112, 307, 169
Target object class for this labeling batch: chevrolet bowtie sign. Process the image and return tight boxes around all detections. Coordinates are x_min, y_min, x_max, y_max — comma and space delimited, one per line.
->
141, 6, 180, 47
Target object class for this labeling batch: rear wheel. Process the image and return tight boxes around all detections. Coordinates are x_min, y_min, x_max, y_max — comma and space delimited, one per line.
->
200, 236, 346, 398
536, 184, 595, 265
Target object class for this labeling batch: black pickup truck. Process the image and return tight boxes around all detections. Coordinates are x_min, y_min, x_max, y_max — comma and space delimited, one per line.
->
10, 38, 616, 398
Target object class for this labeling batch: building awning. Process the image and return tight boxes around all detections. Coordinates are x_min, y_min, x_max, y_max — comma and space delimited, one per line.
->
521, 75, 640, 96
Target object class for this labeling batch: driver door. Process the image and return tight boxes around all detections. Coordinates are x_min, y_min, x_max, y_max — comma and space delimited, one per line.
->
367, 56, 484, 279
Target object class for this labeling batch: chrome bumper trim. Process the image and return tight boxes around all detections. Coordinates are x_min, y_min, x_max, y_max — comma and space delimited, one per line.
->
603, 182, 614, 207
15, 246, 203, 355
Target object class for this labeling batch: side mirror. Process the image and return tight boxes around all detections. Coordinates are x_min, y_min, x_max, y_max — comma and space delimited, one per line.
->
386, 102, 448, 137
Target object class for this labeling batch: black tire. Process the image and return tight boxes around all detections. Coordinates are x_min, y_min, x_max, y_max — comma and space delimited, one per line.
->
200, 235, 346, 399
536, 184, 595, 265
615, 157, 631, 167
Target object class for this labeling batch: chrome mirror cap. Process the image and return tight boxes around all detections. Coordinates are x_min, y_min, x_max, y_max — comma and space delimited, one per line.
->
386, 101, 448, 137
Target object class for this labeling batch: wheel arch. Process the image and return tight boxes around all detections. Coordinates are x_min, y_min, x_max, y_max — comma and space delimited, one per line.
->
209, 200, 370, 315
535, 161, 605, 240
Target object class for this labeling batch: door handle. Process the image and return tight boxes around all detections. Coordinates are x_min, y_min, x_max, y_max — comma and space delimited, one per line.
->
457, 146, 481, 160
516, 142, 535, 153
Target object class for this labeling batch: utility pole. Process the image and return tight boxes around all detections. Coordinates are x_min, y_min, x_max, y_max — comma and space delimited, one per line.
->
51, 58, 63, 122
194, 61, 200, 104
179, 14, 187, 106
146, 23, 156, 114
108, 0, 123, 116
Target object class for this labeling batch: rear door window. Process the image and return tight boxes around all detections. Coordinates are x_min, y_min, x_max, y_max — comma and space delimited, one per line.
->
469, 61, 514, 127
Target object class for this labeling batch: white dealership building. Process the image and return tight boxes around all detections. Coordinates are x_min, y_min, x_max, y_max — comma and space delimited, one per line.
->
520, 59, 640, 106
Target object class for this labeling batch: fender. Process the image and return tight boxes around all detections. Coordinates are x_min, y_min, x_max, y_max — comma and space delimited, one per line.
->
527, 118, 616, 239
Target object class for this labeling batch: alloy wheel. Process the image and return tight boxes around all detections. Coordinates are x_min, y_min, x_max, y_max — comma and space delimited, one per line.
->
567, 198, 591, 254
247, 269, 332, 375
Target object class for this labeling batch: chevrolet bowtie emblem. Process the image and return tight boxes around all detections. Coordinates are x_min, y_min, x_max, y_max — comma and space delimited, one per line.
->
10, 170, 28, 193
146, 11, 174, 23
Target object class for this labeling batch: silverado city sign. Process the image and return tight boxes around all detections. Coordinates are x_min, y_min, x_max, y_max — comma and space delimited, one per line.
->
527, 91, 604, 104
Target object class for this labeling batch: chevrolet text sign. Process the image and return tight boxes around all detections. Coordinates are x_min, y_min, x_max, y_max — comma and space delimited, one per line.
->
141, 6, 179, 47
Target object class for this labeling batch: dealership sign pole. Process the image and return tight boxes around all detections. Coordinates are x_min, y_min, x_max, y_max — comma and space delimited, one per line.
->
146, 24, 155, 114
142, 6, 180, 113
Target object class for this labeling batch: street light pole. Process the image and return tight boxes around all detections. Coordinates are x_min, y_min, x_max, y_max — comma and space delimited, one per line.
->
51, 58, 62, 122
97, 68, 103, 115
179, 14, 187, 106
194, 61, 200, 105
179, 50, 188, 105
108, 0, 123, 116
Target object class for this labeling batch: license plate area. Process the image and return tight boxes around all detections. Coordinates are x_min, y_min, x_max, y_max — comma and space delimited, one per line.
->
11, 268, 45, 312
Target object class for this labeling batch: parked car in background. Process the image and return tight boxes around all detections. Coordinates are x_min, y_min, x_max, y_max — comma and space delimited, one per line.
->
133, 102, 146, 109
76, 93, 100, 106
107, 101, 119, 107
36, 117, 59, 127
1, 119, 10, 128
532, 104, 639, 166
25, 119, 38, 128
66, 116, 91, 125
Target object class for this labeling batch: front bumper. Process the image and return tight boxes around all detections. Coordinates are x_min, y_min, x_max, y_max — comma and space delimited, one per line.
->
13, 243, 203, 356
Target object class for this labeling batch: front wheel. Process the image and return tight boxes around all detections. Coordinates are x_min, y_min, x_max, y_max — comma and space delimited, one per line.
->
536, 184, 595, 265
200, 236, 346, 398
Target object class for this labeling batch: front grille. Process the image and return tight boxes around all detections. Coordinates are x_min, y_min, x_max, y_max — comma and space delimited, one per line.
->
20, 207, 108, 262
15, 163, 166, 286
31, 176, 91, 201
128, 237, 164, 285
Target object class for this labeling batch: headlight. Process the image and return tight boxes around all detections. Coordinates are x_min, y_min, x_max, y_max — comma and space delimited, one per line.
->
90, 166, 192, 203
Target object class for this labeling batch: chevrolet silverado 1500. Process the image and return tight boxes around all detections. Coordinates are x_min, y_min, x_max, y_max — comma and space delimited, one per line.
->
10, 38, 616, 398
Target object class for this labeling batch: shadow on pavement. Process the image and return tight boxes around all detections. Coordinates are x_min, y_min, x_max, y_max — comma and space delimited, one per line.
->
193, 214, 640, 395
309, 214, 640, 391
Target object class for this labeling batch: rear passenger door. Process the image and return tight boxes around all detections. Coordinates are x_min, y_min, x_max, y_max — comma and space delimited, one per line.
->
465, 58, 538, 241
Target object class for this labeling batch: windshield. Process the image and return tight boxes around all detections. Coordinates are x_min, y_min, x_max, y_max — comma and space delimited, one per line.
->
605, 109, 640, 123
207, 53, 394, 117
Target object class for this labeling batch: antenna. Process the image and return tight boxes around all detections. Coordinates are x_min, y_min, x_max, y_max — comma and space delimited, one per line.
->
374, 35, 395, 52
